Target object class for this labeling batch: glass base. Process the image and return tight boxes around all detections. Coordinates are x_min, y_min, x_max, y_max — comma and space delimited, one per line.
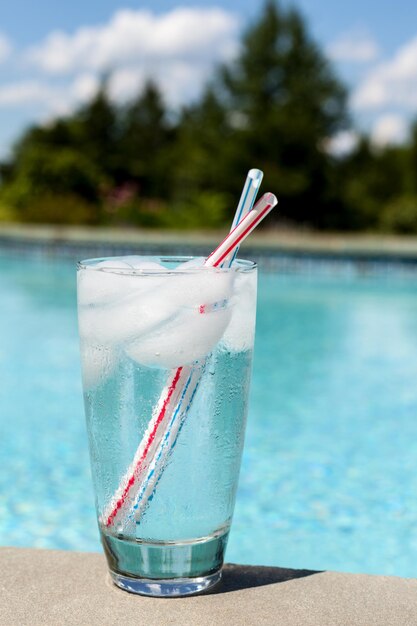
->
102, 527, 229, 581
110, 568, 222, 597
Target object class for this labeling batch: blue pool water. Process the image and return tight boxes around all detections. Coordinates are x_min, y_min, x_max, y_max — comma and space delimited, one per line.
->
1, 254, 417, 577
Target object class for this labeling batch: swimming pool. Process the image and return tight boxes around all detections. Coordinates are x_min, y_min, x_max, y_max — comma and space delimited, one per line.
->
1, 253, 417, 577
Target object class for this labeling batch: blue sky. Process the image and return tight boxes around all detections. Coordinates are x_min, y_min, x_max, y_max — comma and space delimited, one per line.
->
0, 1, 417, 156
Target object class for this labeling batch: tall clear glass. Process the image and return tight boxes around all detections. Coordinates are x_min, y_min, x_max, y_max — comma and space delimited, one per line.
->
77, 256, 257, 597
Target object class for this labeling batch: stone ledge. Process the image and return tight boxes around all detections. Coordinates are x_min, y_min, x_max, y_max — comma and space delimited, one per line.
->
3, 223, 417, 258
0, 547, 416, 625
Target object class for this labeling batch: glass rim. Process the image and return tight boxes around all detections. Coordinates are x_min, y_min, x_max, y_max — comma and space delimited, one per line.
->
77, 255, 257, 275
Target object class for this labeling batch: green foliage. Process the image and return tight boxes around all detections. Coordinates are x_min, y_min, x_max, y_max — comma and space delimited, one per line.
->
380, 196, 417, 234
102, 196, 167, 228
119, 81, 175, 197
101, 192, 227, 229
17, 194, 98, 225
214, 0, 348, 227
71, 86, 120, 178
335, 138, 411, 230
167, 192, 229, 229
172, 88, 234, 200
1, 1, 417, 233
0, 144, 104, 223
0, 200, 17, 222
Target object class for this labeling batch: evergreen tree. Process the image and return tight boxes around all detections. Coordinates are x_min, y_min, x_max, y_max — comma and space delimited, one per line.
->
120, 81, 173, 198
163, 87, 232, 228
174, 87, 232, 197
72, 83, 120, 181
2, 0, 417, 232
216, 0, 348, 227
408, 120, 417, 194
338, 137, 410, 229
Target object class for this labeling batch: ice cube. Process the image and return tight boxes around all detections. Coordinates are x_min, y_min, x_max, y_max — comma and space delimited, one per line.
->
77, 258, 164, 306
221, 270, 257, 352
78, 274, 171, 345
125, 303, 232, 368
177, 257, 205, 269
164, 267, 234, 308
123, 267, 235, 367
78, 267, 234, 350
115, 257, 166, 271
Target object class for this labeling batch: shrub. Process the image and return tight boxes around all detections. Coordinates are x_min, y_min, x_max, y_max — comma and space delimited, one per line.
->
15, 193, 99, 225
102, 191, 228, 229
0, 200, 17, 222
379, 195, 417, 234
165, 191, 229, 229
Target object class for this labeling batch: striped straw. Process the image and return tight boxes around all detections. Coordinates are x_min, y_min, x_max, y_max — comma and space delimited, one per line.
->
125, 178, 266, 526
102, 171, 263, 530
130, 363, 205, 524
102, 190, 277, 531
102, 365, 193, 529
222, 168, 263, 267
205, 193, 277, 268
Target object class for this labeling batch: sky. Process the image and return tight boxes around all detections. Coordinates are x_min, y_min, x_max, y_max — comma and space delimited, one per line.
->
1, 0, 417, 157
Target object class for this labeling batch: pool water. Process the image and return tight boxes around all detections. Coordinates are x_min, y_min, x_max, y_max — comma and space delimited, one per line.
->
1, 255, 417, 577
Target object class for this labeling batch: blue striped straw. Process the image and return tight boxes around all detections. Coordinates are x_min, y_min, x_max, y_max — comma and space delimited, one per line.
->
129, 170, 264, 525
222, 168, 263, 266
130, 364, 204, 523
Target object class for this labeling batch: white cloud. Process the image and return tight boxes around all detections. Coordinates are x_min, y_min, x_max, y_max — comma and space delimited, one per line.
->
106, 62, 207, 107
353, 35, 417, 110
108, 68, 145, 103
8, 7, 238, 116
70, 73, 100, 103
0, 34, 12, 63
323, 130, 360, 156
0, 81, 56, 106
370, 113, 408, 147
327, 29, 379, 63
0, 74, 99, 115
0, 6, 239, 126
27, 8, 239, 75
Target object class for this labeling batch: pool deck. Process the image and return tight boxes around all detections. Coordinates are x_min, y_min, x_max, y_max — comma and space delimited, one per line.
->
1, 547, 416, 625
2, 223, 417, 259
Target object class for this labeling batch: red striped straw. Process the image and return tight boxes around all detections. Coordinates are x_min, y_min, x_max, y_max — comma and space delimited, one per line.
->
102, 192, 278, 530
205, 193, 277, 268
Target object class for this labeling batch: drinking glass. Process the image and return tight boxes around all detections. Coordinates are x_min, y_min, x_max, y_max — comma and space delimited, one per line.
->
77, 255, 257, 596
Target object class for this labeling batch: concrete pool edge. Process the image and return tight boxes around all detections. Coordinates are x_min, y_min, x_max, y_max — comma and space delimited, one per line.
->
1, 547, 416, 625
3, 223, 417, 260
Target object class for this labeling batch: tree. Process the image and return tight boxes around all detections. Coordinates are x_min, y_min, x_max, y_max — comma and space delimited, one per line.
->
5, 1, 416, 232
337, 137, 410, 230
173, 88, 232, 196
71, 84, 120, 182
0, 103, 111, 224
215, 0, 348, 227
0, 143, 104, 223
119, 81, 174, 198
